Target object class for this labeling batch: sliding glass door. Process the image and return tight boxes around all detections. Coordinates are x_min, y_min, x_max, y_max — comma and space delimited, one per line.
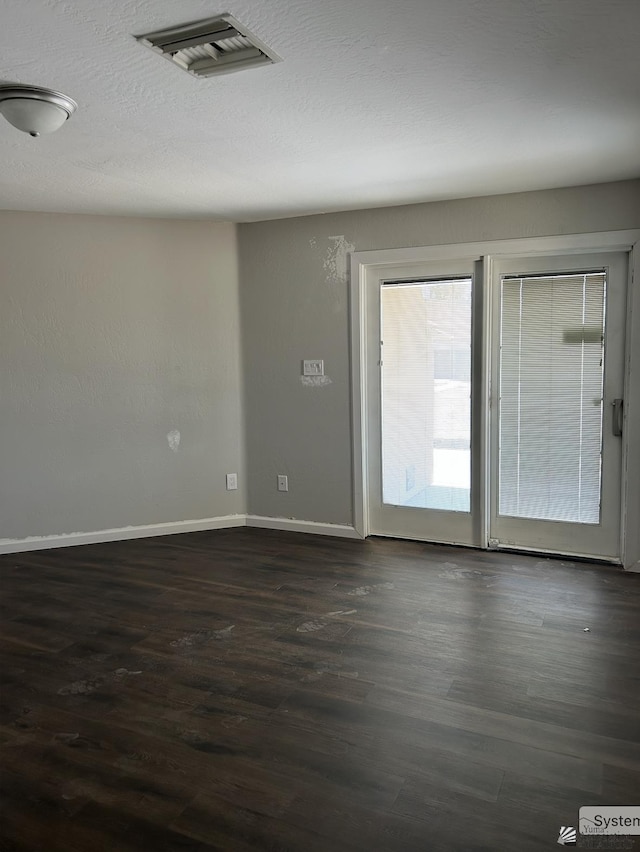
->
366, 251, 627, 560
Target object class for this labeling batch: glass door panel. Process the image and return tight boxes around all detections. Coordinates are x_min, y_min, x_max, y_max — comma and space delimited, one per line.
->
381, 277, 471, 512
366, 259, 481, 547
490, 253, 627, 560
498, 271, 605, 524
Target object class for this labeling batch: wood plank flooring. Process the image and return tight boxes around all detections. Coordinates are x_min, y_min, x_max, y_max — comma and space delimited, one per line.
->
1, 528, 639, 851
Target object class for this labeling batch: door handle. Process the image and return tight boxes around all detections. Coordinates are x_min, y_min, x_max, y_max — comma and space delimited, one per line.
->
612, 398, 623, 437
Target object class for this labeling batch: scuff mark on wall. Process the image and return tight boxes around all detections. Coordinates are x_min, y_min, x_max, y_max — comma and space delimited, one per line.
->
167, 429, 180, 452
323, 235, 355, 287
301, 375, 333, 387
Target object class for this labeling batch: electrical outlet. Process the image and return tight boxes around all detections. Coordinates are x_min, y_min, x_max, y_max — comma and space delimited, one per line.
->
277, 474, 288, 492
226, 473, 238, 490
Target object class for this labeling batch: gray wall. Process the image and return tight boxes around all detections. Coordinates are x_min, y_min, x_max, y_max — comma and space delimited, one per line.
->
239, 180, 640, 526
3, 181, 638, 552
0, 212, 244, 541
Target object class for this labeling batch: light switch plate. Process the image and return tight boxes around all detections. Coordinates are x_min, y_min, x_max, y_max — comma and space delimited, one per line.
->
303, 359, 324, 376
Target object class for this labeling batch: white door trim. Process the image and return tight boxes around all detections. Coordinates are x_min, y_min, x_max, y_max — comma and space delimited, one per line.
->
350, 230, 639, 567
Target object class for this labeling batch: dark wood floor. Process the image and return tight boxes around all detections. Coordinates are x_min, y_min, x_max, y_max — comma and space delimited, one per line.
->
1, 529, 639, 851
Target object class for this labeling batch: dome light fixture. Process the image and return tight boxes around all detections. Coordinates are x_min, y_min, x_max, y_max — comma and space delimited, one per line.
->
0, 84, 77, 137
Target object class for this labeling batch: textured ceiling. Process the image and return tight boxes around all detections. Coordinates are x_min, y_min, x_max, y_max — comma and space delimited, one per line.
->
1, 0, 639, 221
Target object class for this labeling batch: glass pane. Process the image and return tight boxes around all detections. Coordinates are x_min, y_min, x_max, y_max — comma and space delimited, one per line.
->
381, 278, 472, 512
499, 271, 605, 523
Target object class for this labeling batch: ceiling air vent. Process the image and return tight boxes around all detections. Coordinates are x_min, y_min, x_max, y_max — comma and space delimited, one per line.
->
136, 14, 281, 78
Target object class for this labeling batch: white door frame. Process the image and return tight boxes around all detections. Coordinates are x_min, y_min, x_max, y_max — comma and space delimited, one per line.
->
349, 230, 640, 568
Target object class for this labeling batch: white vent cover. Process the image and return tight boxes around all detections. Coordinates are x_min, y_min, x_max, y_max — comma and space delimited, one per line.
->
136, 14, 281, 78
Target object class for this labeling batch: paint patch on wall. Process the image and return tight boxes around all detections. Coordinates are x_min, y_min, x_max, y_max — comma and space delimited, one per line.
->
167, 429, 180, 452
301, 375, 332, 387
323, 235, 355, 286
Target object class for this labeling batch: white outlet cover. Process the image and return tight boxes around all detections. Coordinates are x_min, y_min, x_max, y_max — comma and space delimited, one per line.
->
277, 474, 289, 491
226, 473, 238, 490
303, 359, 324, 376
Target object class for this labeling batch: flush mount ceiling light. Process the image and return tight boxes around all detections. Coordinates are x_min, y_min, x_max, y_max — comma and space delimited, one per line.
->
0, 85, 77, 137
136, 13, 281, 78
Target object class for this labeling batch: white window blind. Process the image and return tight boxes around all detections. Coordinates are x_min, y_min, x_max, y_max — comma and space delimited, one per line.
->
499, 271, 606, 523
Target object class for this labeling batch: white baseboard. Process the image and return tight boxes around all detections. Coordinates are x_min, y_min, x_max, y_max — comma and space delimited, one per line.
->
246, 515, 362, 539
0, 515, 246, 555
625, 560, 640, 573
0, 513, 362, 555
